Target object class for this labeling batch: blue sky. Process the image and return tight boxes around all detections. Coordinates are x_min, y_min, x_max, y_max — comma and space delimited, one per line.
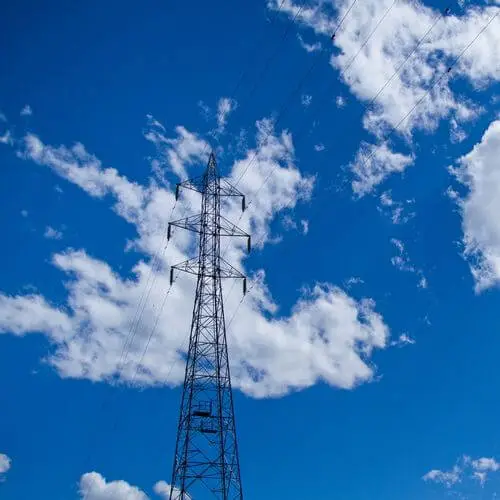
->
1, 0, 500, 499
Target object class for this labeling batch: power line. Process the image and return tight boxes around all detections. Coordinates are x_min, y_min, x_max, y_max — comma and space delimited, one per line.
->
228, 0, 289, 100
342, 0, 399, 78
218, 6, 460, 314
355, 9, 499, 176
242, 4, 306, 104
364, 7, 450, 110
232, 0, 361, 187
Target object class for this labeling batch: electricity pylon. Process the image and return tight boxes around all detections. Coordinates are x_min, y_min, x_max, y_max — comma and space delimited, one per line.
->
167, 152, 249, 500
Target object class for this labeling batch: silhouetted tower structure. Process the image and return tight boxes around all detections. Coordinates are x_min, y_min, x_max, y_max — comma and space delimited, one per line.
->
167, 152, 250, 500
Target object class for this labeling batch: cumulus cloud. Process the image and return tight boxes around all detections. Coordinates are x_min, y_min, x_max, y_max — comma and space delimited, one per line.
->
0, 117, 391, 398
79, 472, 148, 500
270, 0, 500, 192
451, 120, 500, 291
0, 453, 11, 481
154, 480, 189, 500
351, 142, 414, 196
78, 473, 190, 500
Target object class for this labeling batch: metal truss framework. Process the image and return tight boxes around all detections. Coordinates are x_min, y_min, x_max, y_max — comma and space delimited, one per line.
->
168, 153, 249, 500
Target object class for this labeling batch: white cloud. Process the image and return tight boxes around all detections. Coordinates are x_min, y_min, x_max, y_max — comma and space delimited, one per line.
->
281, 216, 309, 235
79, 472, 148, 500
21, 209, 28, 218
270, 0, 500, 192
44, 226, 63, 240
471, 458, 500, 486
154, 481, 190, 500
216, 97, 237, 133
471, 457, 500, 472
0, 130, 12, 145
144, 119, 208, 179
0, 111, 6, 122
20, 105, 32, 116
424, 456, 500, 489
390, 238, 427, 288
451, 120, 500, 291
379, 191, 415, 224
391, 332, 415, 347
0, 118, 391, 398
418, 276, 428, 289
301, 94, 313, 107
391, 238, 413, 272
423, 466, 461, 487
335, 95, 346, 108
351, 142, 414, 196
0, 453, 11, 480
345, 276, 364, 288
314, 143, 325, 152
297, 33, 322, 53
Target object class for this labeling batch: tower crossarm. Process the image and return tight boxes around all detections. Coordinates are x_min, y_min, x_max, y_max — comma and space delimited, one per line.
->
176, 170, 247, 211
169, 215, 250, 242
170, 257, 247, 293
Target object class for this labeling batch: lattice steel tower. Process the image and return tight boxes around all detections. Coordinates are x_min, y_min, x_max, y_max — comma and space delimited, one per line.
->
167, 152, 250, 500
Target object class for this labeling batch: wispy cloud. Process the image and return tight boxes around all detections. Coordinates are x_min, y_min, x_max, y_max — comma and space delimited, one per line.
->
297, 33, 322, 53
216, 97, 237, 133
424, 455, 500, 489
20, 105, 32, 116
44, 226, 63, 240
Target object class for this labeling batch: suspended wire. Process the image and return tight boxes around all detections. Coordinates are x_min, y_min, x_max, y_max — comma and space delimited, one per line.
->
242, 4, 454, 203
343, 0, 399, 78
80, 0, 311, 451
79, 0, 319, 480
116, 141, 212, 373
232, 0, 361, 187
211, 0, 304, 151
356, 9, 499, 175
219, 0, 394, 258
228, 0, 288, 100
243, 4, 306, 104
80, 141, 213, 486
82, 283, 178, 500
131, 283, 175, 381
117, 201, 177, 370
364, 8, 448, 110
219, 4, 470, 316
